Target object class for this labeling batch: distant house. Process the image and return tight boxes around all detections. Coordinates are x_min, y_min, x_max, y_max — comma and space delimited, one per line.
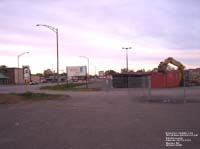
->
0, 73, 9, 85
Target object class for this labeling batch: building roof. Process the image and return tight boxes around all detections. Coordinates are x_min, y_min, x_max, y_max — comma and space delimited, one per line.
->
114, 72, 151, 77
0, 73, 8, 79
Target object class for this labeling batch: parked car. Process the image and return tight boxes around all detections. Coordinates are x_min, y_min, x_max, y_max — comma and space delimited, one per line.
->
29, 81, 39, 85
41, 79, 47, 83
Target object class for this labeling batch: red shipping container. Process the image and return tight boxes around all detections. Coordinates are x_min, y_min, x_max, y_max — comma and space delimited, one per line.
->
166, 71, 181, 87
151, 72, 181, 88
151, 72, 166, 88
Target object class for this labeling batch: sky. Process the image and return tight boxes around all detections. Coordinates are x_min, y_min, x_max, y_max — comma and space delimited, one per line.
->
0, 0, 200, 74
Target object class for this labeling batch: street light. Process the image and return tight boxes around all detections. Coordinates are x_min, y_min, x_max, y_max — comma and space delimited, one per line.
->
122, 47, 132, 72
79, 56, 89, 88
36, 24, 59, 85
17, 52, 29, 85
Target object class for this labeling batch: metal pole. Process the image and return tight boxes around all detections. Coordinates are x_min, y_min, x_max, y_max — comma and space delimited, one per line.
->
56, 29, 59, 85
126, 49, 128, 72
79, 56, 89, 88
17, 52, 29, 85
95, 66, 96, 76
86, 66, 88, 88
36, 24, 59, 85
183, 74, 186, 103
86, 58, 89, 88
148, 76, 152, 100
66, 67, 69, 88
126, 49, 129, 88
88, 58, 89, 79
18, 56, 19, 85
122, 47, 132, 72
122, 47, 131, 88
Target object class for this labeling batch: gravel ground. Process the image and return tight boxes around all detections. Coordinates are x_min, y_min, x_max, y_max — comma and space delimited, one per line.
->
0, 90, 200, 149
0, 80, 200, 149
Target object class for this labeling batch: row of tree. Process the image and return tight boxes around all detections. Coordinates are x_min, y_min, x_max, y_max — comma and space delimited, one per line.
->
0, 65, 178, 77
104, 65, 177, 76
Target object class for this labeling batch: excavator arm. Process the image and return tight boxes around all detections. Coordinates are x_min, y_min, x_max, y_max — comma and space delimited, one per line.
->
158, 57, 185, 80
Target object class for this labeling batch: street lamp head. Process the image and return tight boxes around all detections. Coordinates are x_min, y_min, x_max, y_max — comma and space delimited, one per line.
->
18, 51, 30, 57
79, 56, 89, 60
122, 47, 132, 50
36, 24, 57, 33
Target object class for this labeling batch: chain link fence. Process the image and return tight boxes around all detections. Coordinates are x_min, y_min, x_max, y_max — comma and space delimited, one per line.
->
111, 73, 200, 104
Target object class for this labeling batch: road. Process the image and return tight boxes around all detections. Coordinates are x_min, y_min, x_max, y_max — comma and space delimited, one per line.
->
0, 80, 200, 149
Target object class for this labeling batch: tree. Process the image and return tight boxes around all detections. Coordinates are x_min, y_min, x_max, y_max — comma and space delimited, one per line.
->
0, 65, 8, 73
105, 70, 117, 76
121, 68, 135, 73
36, 73, 43, 77
136, 69, 145, 72
0, 65, 7, 68
43, 69, 53, 77
121, 68, 128, 73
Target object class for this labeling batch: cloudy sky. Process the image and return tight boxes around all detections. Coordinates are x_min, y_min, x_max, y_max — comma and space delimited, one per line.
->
0, 0, 199, 74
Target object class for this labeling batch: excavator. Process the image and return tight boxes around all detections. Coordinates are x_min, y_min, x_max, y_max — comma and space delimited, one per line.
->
158, 57, 200, 86
158, 57, 185, 84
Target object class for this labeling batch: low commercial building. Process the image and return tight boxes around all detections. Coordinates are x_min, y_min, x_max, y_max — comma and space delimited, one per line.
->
0, 67, 24, 84
0, 73, 9, 85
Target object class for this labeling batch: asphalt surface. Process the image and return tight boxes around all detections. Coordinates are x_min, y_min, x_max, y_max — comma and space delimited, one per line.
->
0, 80, 200, 149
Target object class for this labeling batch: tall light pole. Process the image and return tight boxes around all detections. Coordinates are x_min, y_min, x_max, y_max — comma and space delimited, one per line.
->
94, 66, 97, 76
17, 52, 29, 85
80, 56, 89, 88
122, 47, 132, 72
36, 24, 59, 85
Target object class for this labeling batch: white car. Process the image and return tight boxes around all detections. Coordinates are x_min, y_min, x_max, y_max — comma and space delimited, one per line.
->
29, 81, 39, 85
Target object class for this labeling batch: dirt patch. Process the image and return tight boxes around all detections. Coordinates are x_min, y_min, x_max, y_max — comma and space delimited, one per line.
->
0, 94, 22, 104
0, 93, 70, 104
138, 96, 200, 104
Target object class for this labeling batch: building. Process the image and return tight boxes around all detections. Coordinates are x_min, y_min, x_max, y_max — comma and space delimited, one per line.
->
0, 67, 25, 84
0, 73, 9, 85
185, 68, 200, 86
31, 74, 41, 83
98, 71, 105, 78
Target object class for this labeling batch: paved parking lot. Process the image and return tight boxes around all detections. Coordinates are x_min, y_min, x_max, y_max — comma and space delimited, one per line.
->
0, 80, 200, 149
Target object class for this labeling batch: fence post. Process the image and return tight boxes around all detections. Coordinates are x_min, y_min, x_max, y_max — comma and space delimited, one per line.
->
148, 76, 151, 100
183, 74, 186, 103
142, 76, 145, 97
